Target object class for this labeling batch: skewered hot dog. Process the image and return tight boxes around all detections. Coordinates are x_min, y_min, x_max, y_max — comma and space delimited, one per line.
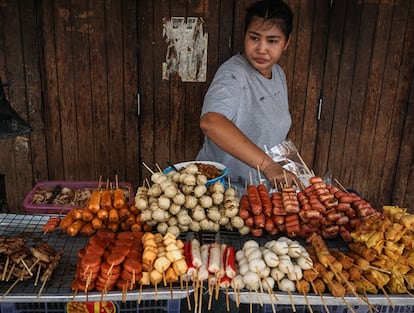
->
247, 185, 263, 216
258, 184, 272, 217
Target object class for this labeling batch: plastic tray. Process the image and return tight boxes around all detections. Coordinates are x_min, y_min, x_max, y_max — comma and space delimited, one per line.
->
0, 299, 181, 313
23, 181, 133, 214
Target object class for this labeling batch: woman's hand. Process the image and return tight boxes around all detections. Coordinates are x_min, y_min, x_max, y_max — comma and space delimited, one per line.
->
262, 161, 297, 188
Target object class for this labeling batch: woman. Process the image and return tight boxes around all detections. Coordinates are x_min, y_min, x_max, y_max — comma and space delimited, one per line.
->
197, 0, 297, 190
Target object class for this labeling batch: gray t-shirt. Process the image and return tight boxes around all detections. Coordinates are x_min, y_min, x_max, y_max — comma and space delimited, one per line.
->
197, 54, 291, 189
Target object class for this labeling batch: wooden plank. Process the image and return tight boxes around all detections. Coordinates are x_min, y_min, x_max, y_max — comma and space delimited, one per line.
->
88, 0, 110, 180
341, 1, 378, 189
314, 1, 347, 179
329, 1, 363, 184
166, 1, 187, 167
40, 0, 65, 180
151, 0, 171, 170
70, 0, 95, 180
0, 2, 18, 212
106, 0, 126, 180
301, 0, 330, 171
122, 0, 140, 187
390, 1, 414, 209
353, 1, 393, 198
282, 0, 299, 107
287, 0, 315, 151
181, 0, 219, 161
19, 1, 48, 186
232, 0, 252, 55
367, 0, 410, 208
137, 0, 155, 181
217, 0, 234, 65
1, 0, 33, 212
54, 0, 79, 180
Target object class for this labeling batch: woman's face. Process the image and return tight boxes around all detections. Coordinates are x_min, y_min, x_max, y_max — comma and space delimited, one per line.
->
243, 17, 289, 78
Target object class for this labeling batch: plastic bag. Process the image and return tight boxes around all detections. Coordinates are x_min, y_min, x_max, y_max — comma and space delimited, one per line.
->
264, 139, 313, 189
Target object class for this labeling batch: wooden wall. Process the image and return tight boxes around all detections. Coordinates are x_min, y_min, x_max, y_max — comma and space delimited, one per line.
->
0, 0, 413, 212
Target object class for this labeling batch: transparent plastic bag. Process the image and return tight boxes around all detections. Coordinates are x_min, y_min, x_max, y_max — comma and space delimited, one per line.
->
264, 139, 313, 189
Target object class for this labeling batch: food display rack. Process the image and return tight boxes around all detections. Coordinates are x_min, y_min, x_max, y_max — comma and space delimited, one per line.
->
0, 214, 191, 304
197, 230, 414, 308
1, 214, 414, 313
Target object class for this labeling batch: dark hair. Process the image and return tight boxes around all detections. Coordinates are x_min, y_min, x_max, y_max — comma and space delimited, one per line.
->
245, 0, 293, 39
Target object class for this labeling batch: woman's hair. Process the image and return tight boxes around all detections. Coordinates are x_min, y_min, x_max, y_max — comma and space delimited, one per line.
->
245, 0, 293, 39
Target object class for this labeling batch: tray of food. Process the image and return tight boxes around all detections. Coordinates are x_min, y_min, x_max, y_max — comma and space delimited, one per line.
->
0, 214, 193, 303
23, 181, 133, 214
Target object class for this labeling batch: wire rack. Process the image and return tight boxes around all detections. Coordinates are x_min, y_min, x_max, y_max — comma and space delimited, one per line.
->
0, 214, 191, 303
203, 230, 414, 307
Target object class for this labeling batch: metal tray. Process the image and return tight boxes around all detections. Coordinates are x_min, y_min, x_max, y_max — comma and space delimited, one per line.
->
206, 230, 414, 307
0, 214, 192, 303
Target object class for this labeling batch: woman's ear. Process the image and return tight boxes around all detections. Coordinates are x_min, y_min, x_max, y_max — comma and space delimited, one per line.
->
283, 36, 291, 51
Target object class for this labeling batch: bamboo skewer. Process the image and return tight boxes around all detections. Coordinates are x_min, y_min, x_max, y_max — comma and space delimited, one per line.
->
225, 285, 230, 312
287, 289, 296, 312
1, 256, 9, 280
296, 151, 313, 176
185, 276, 191, 311
310, 280, 330, 313
2, 277, 20, 299
380, 287, 394, 308
138, 283, 143, 304
249, 288, 253, 313
142, 162, 155, 175
198, 281, 203, 313
341, 296, 357, 313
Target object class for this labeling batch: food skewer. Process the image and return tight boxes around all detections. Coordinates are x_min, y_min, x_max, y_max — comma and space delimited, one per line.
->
185, 276, 191, 310
310, 280, 330, 313
2, 277, 21, 299
296, 151, 313, 176
6, 262, 16, 282
142, 161, 155, 174
2, 256, 9, 280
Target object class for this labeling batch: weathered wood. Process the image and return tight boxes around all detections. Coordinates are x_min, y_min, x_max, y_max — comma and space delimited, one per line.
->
41, 0, 65, 180
314, 1, 347, 180
137, 0, 155, 181
341, 1, 378, 189
88, 0, 111, 180
287, 0, 316, 154
391, 2, 414, 210
353, 1, 394, 201
70, 0, 95, 180
300, 0, 330, 170
122, 0, 140, 187
0, 0, 33, 212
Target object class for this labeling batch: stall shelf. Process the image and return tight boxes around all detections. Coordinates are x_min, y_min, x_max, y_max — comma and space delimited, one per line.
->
197, 230, 414, 309
0, 214, 189, 313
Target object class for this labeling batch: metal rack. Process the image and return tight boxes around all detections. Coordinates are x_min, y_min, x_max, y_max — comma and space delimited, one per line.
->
1, 214, 414, 309
0, 214, 191, 303
202, 229, 414, 307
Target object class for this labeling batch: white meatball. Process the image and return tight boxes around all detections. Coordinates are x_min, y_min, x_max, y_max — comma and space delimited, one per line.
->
272, 240, 289, 256
243, 240, 259, 251
262, 277, 275, 292
296, 256, 313, 270
287, 264, 303, 281
279, 277, 296, 292
271, 267, 285, 281
235, 250, 246, 262
248, 258, 267, 273
263, 250, 280, 268
243, 271, 260, 290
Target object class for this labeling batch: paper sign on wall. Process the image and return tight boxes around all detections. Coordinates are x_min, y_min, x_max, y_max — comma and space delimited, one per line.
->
162, 17, 208, 82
